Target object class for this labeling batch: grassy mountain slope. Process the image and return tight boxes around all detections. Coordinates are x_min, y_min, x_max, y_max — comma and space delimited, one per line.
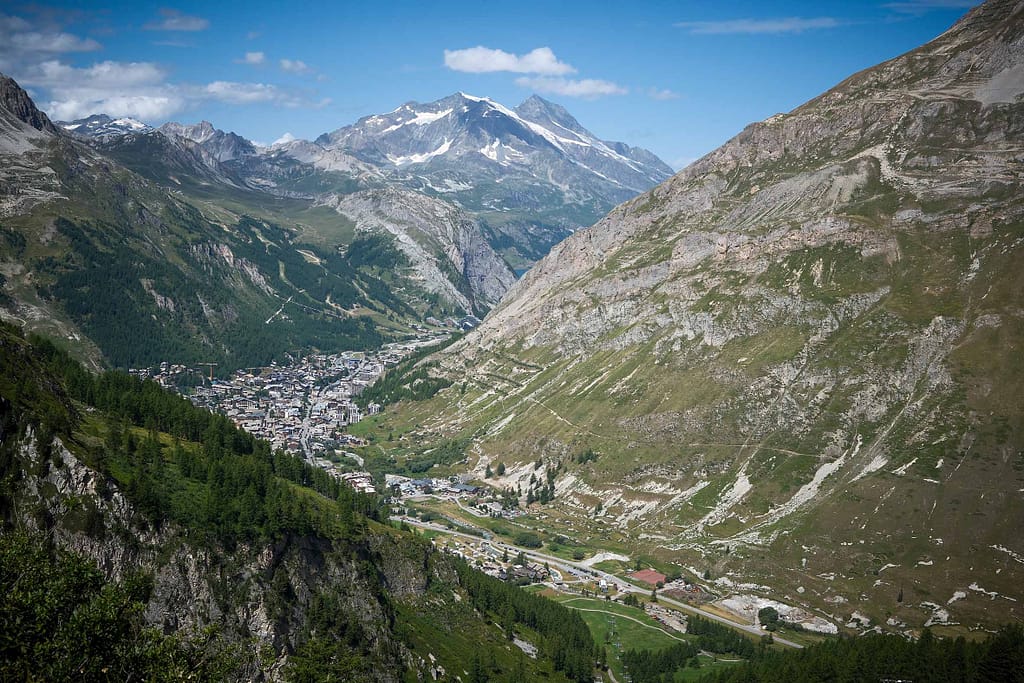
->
361, 0, 1024, 634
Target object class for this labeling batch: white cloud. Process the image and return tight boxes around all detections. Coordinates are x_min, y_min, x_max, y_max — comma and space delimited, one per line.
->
19, 56, 327, 122
273, 132, 296, 145
0, 14, 29, 32
203, 81, 286, 104
279, 58, 312, 74
444, 46, 575, 75
143, 9, 209, 32
2, 13, 324, 123
675, 17, 841, 35
31, 59, 168, 88
200, 81, 328, 109
18, 59, 184, 121
514, 76, 626, 98
47, 94, 183, 121
0, 13, 101, 64
238, 51, 265, 65
646, 87, 680, 101
7, 30, 101, 54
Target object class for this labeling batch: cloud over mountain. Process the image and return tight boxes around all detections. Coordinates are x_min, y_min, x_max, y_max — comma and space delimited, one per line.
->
443, 46, 575, 75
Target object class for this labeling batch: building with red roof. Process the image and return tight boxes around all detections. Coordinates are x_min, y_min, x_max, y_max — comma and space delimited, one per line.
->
629, 569, 667, 587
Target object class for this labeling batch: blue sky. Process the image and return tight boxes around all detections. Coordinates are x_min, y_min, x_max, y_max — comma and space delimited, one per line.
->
0, 0, 980, 169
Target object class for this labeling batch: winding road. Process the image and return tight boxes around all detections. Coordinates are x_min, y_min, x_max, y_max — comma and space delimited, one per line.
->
403, 518, 803, 649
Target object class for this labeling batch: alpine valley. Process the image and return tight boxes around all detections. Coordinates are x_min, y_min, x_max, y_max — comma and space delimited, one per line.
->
0, 77, 670, 370
2, 1, 1024, 682
363, 0, 1024, 637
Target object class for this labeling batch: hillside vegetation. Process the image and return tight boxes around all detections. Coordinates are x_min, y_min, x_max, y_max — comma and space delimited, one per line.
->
0, 320, 597, 680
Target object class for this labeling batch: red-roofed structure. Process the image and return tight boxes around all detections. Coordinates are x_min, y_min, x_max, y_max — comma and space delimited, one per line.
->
629, 569, 667, 587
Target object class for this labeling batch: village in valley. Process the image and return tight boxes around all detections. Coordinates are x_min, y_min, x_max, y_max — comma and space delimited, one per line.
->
132, 333, 833, 646
130, 335, 451, 494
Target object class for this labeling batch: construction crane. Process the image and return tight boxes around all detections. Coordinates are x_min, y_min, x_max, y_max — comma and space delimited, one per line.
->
197, 362, 218, 381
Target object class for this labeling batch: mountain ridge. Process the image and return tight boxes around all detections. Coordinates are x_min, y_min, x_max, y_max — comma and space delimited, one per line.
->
61, 92, 673, 269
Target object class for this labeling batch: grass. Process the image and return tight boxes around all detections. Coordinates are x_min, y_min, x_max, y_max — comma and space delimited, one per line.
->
547, 594, 684, 680
392, 592, 568, 683
545, 594, 744, 682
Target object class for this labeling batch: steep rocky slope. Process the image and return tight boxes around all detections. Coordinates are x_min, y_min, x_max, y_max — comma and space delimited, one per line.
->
318, 187, 516, 314
385, 0, 1024, 633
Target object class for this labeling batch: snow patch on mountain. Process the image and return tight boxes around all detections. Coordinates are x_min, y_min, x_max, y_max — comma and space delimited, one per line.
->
381, 108, 453, 133
387, 138, 453, 166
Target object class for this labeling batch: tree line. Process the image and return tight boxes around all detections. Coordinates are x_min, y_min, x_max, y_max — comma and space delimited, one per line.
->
20, 326, 385, 545
697, 626, 1024, 683
454, 558, 596, 682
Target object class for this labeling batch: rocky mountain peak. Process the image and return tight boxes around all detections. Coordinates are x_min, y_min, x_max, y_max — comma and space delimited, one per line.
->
159, 120, 256, 162
160, 120, 217, 144
314, 91, 673, 238
515, 94, 587, 136
0, 73, 58, 134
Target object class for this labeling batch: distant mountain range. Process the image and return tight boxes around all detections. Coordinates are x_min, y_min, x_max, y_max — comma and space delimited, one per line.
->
59, 113, 151, 138
318, 92, 671, 214
3, 80, 666, 370
59, 92, 673, 268
0, 75, 514, 369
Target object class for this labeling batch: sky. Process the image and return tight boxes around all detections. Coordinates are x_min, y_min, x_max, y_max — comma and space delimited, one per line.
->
0, 0, 982, 170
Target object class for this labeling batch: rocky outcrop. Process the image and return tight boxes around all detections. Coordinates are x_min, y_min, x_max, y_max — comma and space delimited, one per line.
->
319, 187, 516, 314
5, 424, 441, 681
0, 73, 58, 134
159, 120, 257, 162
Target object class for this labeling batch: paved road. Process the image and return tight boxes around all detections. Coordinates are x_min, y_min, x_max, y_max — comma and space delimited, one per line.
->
403, 518, 803, 649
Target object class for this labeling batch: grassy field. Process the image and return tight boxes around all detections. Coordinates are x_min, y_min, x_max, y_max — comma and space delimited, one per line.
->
537, 592, 742, 682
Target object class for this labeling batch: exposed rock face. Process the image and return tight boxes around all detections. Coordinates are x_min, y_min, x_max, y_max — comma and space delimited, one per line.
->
319, 187, 516, 314
0, 73, 58, 134
5, 423, 442, 681
98, 128, 245, 187
481, 0, 1024, 349
160, 120, 257, 162
0, 73, 69, 219
408, 0, 1024, 633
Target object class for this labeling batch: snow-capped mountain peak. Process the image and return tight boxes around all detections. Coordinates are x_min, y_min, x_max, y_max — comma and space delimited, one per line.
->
317, 92, 672, 195
57, 114, 152, 138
